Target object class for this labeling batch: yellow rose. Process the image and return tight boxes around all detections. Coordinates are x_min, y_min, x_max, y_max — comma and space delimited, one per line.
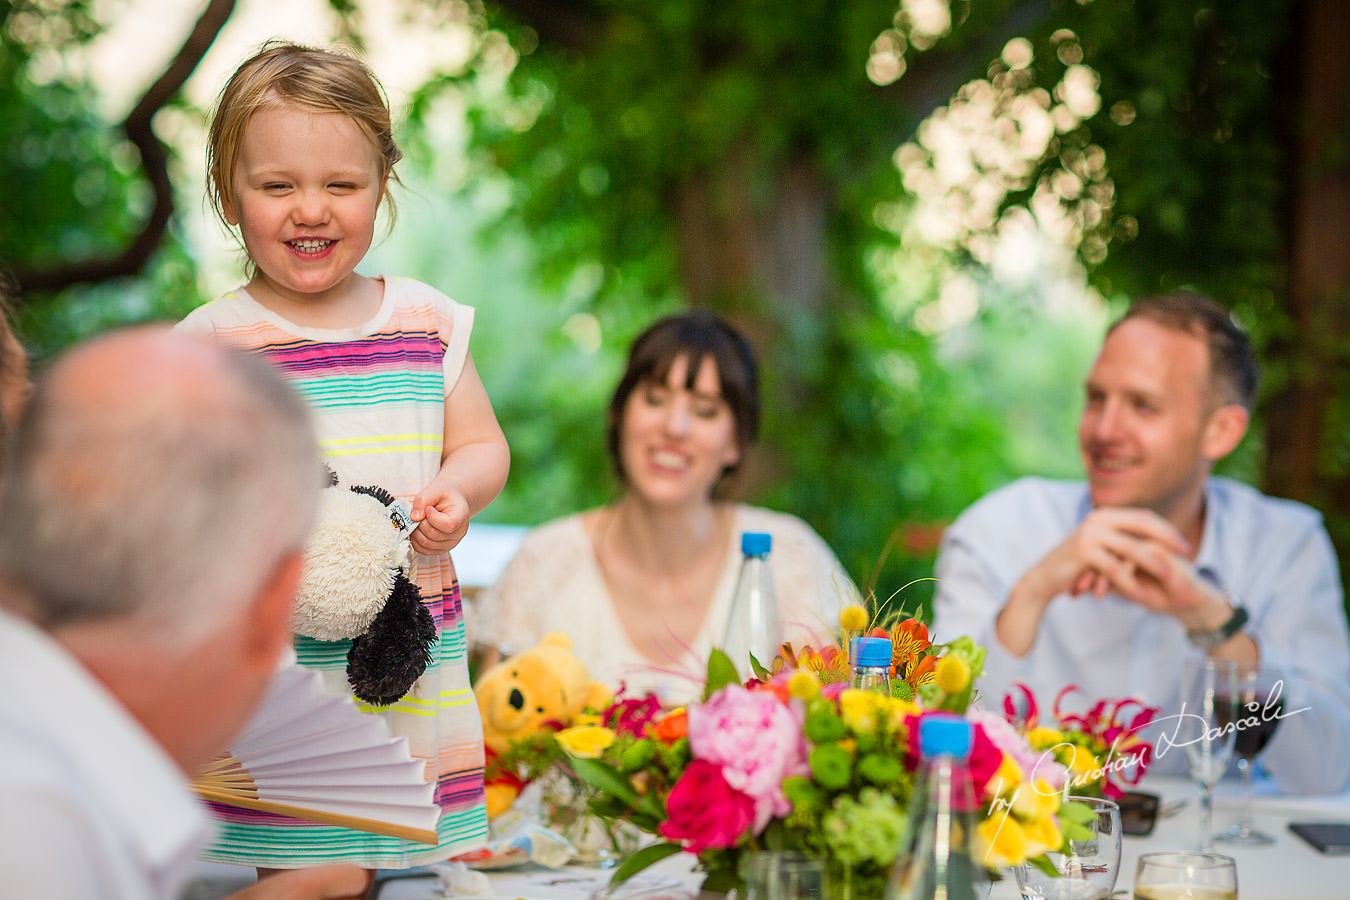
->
975, 812, 1028, 868
555, 724, 616, 759
839, 689, 885, 733
1012, 778, 1062, 819
885, 697, 922, 730
1064, 744, 1100, 776
934, 655, 971, 693
572, 713, 603, 727
985, 753, 1025, 798
1025, 726, 1064, 748
1019, 813, 1064, 858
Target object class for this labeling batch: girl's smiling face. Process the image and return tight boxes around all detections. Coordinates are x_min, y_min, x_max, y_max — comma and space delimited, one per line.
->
619, 353, 741, 508
226, 103, 385, 309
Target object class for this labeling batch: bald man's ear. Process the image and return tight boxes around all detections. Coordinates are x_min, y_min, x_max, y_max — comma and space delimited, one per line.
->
1202, 404, 1250, 461
243, 550, 303, 669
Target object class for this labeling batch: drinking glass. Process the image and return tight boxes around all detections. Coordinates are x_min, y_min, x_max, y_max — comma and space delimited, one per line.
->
1014, 796, 1122, 900
1133, 851, 1238, 900
743, 851, 827, 900
1216, 661, 1282, 846
1179, 659, 1239, 850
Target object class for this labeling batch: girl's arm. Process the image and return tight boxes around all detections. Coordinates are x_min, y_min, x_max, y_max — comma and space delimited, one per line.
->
410, 351, 510, 555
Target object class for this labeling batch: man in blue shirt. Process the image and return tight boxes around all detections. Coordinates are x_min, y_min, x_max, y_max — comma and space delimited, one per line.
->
932, 292, 1350, 794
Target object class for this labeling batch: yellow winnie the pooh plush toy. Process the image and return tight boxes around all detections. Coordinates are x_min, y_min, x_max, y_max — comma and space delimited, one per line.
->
474, 632, 612, 817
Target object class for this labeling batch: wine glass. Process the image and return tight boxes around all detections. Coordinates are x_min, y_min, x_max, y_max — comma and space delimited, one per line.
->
1216, 661, 1282, 846
1014, 796, 1122, 899
743, 851, 826, 900
1179, 659, 1239, 851
1133, 851, 1238, 900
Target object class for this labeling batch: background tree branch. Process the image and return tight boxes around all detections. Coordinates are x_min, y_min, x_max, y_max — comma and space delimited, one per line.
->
8, 0, 236, 298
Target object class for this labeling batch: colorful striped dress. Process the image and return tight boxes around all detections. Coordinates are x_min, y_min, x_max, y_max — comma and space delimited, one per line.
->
177, 276, 489, 868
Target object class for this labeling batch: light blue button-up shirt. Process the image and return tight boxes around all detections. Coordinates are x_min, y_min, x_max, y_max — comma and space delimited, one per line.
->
932, 475, 1350, 794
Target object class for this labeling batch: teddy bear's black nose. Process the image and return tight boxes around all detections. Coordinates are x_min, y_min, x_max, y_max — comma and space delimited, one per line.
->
508, 687, 525, 711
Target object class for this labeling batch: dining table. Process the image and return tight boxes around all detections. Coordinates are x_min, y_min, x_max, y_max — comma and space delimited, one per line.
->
186, 774, 1350, 900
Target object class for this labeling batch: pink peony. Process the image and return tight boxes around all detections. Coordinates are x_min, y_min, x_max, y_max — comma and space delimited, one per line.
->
688, 684, 810, 832
658, 759, 756, 852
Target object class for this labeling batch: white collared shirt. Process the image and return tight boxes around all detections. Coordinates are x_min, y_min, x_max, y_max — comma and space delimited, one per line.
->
0, 610, 213, 899
932, 476, 1350, 794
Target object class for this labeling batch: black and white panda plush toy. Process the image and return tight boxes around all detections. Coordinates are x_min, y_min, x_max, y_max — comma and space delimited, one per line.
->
292, 469, 437, 706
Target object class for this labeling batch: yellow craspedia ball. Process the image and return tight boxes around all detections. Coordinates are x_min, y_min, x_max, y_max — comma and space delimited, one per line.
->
788, 670, 821, 700
839, 604, 869, 632
935, 655, 971, 693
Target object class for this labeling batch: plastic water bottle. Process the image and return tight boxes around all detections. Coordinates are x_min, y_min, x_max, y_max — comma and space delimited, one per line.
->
850, 635, 893, 694
885, 714, 987, 900
721, 531, 781, 679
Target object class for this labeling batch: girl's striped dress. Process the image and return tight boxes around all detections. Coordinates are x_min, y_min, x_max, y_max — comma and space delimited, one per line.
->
177, 276, 489, 867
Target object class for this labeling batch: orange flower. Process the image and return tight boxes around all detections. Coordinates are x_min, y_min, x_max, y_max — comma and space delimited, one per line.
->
903, 654, 938, 687
649, 709, 688, 743
889, 618, 932, 669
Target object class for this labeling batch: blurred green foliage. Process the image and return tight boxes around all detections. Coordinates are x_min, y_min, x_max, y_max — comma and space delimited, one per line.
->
2, 0, 1342, 621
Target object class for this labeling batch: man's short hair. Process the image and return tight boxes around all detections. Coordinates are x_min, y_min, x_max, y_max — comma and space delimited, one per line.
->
1110, 291, 1260, 411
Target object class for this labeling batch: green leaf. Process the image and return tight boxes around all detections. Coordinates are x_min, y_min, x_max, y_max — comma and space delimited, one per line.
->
749, 650, 772, 680
608, 841, 684, 886
705, 648, 740, 698
1029, 853, 1060, 878
570, 757, 641, 808
1057, 799, 1097, 826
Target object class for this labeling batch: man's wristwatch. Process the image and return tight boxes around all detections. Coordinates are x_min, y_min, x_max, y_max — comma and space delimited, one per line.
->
1186, 605, 1250, 651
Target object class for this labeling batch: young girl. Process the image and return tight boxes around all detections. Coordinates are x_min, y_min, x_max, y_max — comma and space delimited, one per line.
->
178, 42, 509, 881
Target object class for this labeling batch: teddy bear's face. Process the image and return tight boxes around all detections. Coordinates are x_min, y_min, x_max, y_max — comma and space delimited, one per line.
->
476, 651, 589, 754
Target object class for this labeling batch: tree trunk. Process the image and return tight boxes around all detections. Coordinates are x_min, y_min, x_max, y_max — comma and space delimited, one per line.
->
1266, 0, 1350, 577
671, 141, 837, 495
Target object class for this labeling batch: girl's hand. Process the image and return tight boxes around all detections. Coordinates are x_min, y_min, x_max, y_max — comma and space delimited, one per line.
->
410, 481, 471, 555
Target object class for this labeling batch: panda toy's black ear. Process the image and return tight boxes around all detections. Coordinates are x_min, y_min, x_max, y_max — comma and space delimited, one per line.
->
346, 573, 438, 706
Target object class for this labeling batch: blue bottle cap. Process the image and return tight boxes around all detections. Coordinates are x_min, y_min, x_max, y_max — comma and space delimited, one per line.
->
740, 532, 772, 556
919, 714, 973, 759
851, 636, 892, 668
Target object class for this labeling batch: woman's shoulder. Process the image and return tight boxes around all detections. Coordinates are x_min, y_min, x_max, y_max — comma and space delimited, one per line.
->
731, 504, 831, 548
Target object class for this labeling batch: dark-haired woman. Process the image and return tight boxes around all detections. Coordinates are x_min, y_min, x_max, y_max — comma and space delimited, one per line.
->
476, 312, 855, 703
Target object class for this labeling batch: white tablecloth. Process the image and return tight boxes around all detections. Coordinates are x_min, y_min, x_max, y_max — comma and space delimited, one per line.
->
186, 775, 1350, 900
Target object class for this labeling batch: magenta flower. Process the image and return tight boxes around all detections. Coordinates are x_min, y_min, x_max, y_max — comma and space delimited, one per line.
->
658, 759, 756, 852
688, 684, 809, 832
604, 694, 663, 737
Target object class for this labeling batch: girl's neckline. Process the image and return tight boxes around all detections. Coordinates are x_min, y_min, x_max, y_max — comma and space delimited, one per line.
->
232, 275, 393, 341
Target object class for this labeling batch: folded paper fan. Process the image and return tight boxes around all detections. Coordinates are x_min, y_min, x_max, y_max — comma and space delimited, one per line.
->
192, 663, 440, 845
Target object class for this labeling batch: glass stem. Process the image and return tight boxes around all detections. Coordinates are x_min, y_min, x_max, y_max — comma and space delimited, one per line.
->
1199, 784, 1214, 850
1237, 756, 1255, 834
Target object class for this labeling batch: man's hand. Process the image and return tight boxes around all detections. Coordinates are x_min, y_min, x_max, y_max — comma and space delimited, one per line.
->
997, 507, 1193, 656
228, 865, 371, 900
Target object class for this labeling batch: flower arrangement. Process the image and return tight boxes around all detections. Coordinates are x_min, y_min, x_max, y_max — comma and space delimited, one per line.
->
502, 606, 1097, 900
1003, 683, 1160, 800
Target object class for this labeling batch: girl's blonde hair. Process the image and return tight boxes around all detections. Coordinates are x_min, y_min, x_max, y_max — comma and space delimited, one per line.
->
207, 41, 403, 229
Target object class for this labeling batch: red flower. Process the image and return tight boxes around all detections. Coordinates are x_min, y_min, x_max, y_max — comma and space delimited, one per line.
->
658, 759, 756, 852
605, 694, 663, 737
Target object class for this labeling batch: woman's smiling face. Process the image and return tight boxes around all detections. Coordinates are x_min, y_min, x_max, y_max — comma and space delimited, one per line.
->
618, 353, 741, 507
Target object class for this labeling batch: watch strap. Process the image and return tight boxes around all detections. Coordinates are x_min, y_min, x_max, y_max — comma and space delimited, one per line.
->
1186, 605, 1250, 651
